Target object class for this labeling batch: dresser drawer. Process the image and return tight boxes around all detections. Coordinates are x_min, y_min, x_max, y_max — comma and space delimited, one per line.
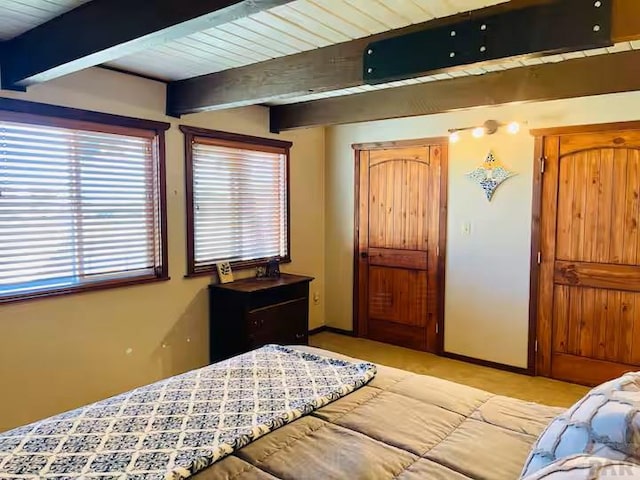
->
247, 330, 307, 350
247, 297, 308, 345
247, 283, 309, 310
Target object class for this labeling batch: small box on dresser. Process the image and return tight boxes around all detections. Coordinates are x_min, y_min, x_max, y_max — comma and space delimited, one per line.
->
208, 273, 314, 362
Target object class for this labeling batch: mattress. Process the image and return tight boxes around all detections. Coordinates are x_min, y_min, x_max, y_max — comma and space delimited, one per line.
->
193, 346, 563, 480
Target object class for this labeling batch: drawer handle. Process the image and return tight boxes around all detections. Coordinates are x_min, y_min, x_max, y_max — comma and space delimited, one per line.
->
295, 333, 305, 340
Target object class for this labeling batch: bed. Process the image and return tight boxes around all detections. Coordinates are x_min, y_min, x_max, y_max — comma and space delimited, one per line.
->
0, 345, 564, 480
192, 346, 563, 480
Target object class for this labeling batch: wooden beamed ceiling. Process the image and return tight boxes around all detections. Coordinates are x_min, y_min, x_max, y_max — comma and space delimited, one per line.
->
167, 0, 640, 117
270, 49, 640, 131
0, 0, 295, 90
1, 0, 639, 129
166, 0, 555, 115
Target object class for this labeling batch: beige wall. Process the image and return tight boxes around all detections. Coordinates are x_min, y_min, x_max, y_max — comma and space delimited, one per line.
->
5, 65, 640, 432
326, 91, 640, 369
0, 68, 325, 431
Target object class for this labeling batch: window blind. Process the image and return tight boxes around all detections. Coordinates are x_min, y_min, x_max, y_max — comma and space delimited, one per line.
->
191, 140, 288, 270
0, 119, 164, 300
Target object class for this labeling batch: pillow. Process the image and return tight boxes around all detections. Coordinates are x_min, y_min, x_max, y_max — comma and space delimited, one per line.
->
522, 454, 640, 479
520, 372, 640, 477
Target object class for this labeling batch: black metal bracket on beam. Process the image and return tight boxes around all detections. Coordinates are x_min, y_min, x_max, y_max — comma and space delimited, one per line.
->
363, 0, 612, 84
0, 41, 26, 92
166, 86, 179, 119
269, 107, 281, 134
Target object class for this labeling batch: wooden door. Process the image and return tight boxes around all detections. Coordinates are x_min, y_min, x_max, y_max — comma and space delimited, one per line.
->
536, 126, 640, 386
355, 140, 446, 352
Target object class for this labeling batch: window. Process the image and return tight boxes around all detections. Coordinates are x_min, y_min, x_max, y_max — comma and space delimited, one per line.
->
0, 100, 169, 302
181, 126, 291, 275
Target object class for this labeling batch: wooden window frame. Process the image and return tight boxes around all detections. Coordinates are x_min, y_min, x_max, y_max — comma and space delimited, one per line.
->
0, 98, 170, 304
180, 126, 292, 277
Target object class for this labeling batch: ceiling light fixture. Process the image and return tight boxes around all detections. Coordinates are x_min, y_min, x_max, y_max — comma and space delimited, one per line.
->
507, 121, 521, 134
448, 119, 526, 142
472, 127, 485, 138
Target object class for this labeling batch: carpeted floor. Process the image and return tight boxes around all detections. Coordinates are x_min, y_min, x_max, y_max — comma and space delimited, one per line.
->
309, 331, 588, 408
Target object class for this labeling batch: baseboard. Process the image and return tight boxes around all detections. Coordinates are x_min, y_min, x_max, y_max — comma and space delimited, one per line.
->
308, 326, 355, 337
308, 326, 327, 335
307, 329, 528, 374
326, 326, 355, 336
442, 351, 532, 376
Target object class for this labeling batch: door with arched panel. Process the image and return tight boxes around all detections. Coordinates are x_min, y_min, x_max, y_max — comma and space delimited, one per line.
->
354, 140, 447, 353
536, 125, 640, 385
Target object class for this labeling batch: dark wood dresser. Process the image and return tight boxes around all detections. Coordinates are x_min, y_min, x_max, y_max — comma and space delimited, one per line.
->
208, 273, 314, 362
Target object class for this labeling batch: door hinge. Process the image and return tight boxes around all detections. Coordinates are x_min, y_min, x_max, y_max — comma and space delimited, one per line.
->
540, 156, 546, 174
435, 323, 439, 335
537, 251, 542, 265
436, 245, 440, 257
534, 340, 539, 353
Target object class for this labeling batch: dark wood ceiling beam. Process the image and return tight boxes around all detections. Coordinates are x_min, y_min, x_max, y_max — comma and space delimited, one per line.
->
167, 0, 640, 116
612, 0, 640, 41
270, 49, 640, 131
166, 0, 555, 116
0, 0, 294, 90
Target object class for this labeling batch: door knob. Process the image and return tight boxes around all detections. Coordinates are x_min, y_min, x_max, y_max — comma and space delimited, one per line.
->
360, 252, 368, 258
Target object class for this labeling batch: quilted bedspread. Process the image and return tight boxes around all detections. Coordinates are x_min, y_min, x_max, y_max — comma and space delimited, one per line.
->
193, 347, 566, 480
0, 345, 376, 479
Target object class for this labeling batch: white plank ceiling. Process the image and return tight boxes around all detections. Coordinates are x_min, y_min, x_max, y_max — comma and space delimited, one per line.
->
105, 0, 509, 81
0, 0, 634, 109
0, 0, 90, 40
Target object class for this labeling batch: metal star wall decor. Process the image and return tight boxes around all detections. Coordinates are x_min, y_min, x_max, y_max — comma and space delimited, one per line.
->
466, 151, 517, 201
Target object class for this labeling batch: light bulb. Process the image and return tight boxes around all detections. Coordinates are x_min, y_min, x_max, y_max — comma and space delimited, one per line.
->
472, 126, 485, 138
449, 131, 460, 143
507, 121, 520, 134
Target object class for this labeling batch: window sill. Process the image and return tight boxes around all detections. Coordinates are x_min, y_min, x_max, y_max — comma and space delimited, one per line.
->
184, 256, 292, 279
0, 274, 170, 305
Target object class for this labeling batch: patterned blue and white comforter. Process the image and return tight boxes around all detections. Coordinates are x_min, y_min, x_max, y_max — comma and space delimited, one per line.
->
0, 345, 376, 479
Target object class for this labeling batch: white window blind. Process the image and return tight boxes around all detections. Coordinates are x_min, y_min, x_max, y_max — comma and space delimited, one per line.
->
0, 119, 164, 300
190, 139, 289, 271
